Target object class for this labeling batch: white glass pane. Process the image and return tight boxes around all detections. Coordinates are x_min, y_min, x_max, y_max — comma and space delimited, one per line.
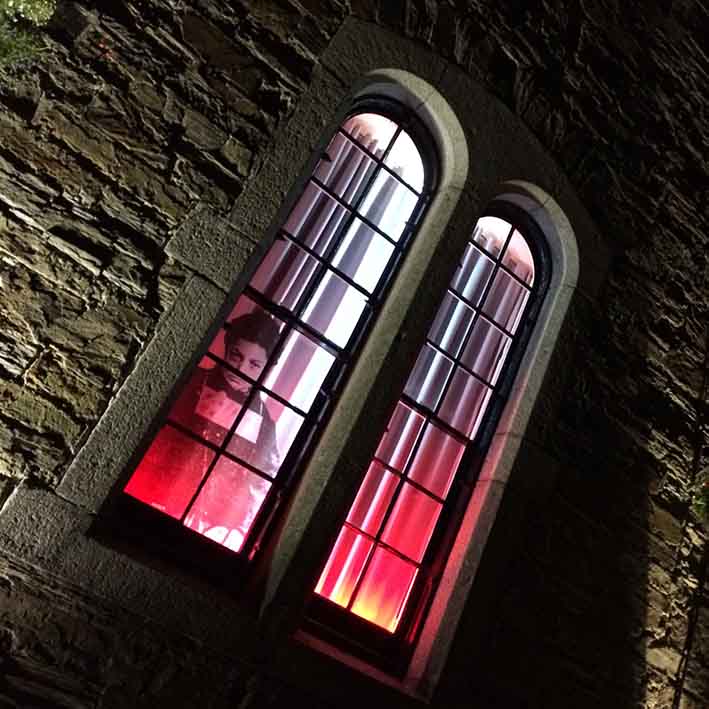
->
438, 367, 492, 439
332, 218, 395, 293
314, 132, 376, 206
404, 344, 454, 411
374, 402, 426, 472
342, 113, 397, 153
263, 329, 335, 412
428, 291, 476, 358
481, 269, 530, 334
383, 128, 424, 193
359, 170, 418, 241
451, 243, 495, 306
461, 316, 512, 386
502, 229, 535, 286
302, 271, 368, 348
474, 216, 511, 258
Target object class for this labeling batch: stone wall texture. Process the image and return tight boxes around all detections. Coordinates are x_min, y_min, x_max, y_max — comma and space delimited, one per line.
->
0, 1, 708, 707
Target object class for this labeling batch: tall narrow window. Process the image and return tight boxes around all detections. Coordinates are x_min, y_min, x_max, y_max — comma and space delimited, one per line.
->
308, 205, 550, 669
120, 99, 437, 565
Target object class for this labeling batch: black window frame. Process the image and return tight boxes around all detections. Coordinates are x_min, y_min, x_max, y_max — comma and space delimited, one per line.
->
304, 200, 552, 674
95, 96, 440, 592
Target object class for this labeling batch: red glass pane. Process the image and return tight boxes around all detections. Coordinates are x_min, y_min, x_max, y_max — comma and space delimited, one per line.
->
461, 316, 512, 386
283, 181, 351, 256
450, 243, 495, 307
332, 217, 395, 293
404, 344, 453, 411
481, 269, 530, 334
374, 402, 425, 472
407, 423, 465, 499
183, 458, 271, 553
346, 462, 399, 536
226, 393, 303, 477
315, 527, 373, 608
124, 425, 214, 519
302, 270, 368, 348
438, 367, 492, 439
263, 329, 335, 412
502, 229, 535, 285
428, 291, 475, 359
350, 547, 418, 632
381, 483, 442, 563
250, 237, 319, 312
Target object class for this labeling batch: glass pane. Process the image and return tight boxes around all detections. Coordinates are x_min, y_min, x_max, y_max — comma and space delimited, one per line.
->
263, 329, 336, 412
124, 425, 215, 519
226, 392, 303, 477
451, 243, 495, 306
381, 483, 442, 563
346, 462, 399, 536
283, 181, 351, 256
359, 170, 418, 241
209, 297, 285, 376
428, 291, 475, 359
302, 270, 368, 348
315, 527, 374, 608
374, 402, 425, 472
407, 423, 465, 499
438, 367, 492, 440
474, 216, 511, 257
350, 547, 418, 633
383, 128, 424, 193
332, 218, 395, 293
461, 316, 512, 386
404, 344, 453, 411
250, 237, 319, 312
481, 269, 530, 334
314, 132, 377, 206
502, 229, 535, 286
167, 363, 248, 446
183, 458, 271, 553
342, 113, 397, 154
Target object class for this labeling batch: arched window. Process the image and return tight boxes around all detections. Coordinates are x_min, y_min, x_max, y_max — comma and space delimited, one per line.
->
119, 99, 438, 567
307, 201, 550, 671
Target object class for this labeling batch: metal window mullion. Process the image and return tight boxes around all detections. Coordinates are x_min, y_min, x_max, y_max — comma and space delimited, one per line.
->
341, 520, 424, 569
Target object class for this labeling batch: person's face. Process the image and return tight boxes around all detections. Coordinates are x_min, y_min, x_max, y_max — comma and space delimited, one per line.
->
224, 337, 268, 391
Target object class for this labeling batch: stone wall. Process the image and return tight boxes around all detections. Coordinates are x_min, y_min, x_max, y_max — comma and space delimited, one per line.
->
0, 1, 708, 708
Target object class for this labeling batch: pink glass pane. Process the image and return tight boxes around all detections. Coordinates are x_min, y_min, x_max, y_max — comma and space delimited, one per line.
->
481, 269, 530, 334
302, 270, 368, 348
381, 483, 442, 562
263, 329, 335, 412
314, 132, 377, 206
502, 229, 535, 286
404, 344, 454, 411
226, 393, 303, 477
461, 316, 512, 386
332, 218, 395, 293
474, 216, 511, 258
359, 170, 418, 241
438, 367, 492, 440
167, 364, 248, 446
384, 129, 424, 193
342, 113, 397, 153
250, 237, 319, 312
451, 243, 495, 306
428, 291, 475, 358
407, 423, 465, 499
124, 425, 214, 519
374, 402, 425, 472
283, 181, 350, 256
209, 297, 285, 372
350, 547, 418, 632
315, 527, 374, 608
346, 462, 399, 536
183, 458, 271, 553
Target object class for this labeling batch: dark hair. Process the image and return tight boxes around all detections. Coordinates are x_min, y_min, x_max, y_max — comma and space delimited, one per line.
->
224, 310, 281, 355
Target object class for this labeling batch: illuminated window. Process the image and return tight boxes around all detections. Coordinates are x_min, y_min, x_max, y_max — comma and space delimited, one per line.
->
121, 100, 437, 563
308, 205, 550, 669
